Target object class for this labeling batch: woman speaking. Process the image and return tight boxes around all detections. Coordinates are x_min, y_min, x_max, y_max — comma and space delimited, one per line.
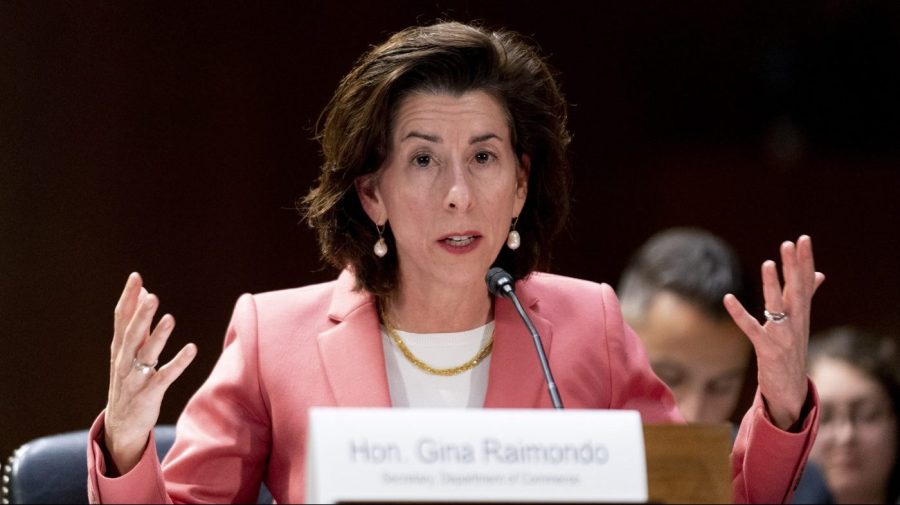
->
88, 21, 824, 504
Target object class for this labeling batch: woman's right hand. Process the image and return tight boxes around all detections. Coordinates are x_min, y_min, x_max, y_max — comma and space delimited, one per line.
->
104, 272, 197, 475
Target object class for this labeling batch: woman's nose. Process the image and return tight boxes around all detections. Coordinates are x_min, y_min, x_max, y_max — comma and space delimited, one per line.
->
831, 418, 857, 445
443, 162, 472, 212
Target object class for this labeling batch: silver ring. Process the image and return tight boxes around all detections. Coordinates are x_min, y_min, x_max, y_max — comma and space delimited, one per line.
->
764, 310, 788, 324
132, 358, 158, 374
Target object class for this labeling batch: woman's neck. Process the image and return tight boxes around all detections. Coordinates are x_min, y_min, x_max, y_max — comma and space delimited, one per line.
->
384, 279, 493, 333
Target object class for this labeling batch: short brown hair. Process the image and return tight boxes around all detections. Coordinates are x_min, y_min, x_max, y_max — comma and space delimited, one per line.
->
301, 21, 572, 297
618, 227, 755, 322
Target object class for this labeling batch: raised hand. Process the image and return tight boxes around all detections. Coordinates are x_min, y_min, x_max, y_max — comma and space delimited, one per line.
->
723, 235, 825, 430
104, 272, 197, 474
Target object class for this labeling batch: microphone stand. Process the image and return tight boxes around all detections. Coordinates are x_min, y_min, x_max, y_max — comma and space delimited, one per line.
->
507, 290, 564, 410
486, 267, 564, 409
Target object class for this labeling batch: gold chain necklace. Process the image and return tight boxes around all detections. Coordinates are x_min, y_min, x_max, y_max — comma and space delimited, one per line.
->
379, 305, 494, 376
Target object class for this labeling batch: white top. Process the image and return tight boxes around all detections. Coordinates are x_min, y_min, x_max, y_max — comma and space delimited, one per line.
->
381, 322, 494, 408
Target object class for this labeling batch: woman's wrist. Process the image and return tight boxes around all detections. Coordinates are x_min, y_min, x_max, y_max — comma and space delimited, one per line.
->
102, 428, 149, 477
763, 381, 811, 432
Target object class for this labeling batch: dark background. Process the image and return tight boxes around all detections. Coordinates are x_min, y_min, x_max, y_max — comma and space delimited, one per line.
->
2, 1, 898, 460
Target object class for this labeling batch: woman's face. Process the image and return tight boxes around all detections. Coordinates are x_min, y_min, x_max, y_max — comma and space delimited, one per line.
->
810, 357, 898, 502
358, 90, 528, 293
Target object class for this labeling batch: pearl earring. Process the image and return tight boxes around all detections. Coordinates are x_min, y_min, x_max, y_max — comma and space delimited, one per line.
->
506, 217, 521, 250
374, 224, 388, 257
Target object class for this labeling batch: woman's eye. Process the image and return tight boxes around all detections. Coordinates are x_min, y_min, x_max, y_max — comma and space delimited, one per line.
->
707, 379, 740, 396
855, 405, 888, 425
414, 154, 431, 167
474, 152, 491, 164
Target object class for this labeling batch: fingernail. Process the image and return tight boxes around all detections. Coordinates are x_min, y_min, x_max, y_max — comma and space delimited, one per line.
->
186, 344, 197, 357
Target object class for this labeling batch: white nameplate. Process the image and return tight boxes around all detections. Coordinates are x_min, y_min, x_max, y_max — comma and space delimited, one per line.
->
306, 408, 647, 503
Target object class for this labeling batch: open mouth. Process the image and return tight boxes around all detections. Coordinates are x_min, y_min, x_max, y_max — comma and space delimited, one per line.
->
443, 235, 476, 247
438, 231, 482, 251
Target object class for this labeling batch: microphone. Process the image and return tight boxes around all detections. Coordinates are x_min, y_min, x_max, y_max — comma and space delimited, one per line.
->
486, 267, 564, 409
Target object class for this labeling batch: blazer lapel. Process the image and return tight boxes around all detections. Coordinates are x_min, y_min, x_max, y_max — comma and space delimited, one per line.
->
316, 271, 392, 407
484, 281, 555, 408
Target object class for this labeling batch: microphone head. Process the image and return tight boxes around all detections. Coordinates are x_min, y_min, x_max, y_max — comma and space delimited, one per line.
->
485, 267, 515, 297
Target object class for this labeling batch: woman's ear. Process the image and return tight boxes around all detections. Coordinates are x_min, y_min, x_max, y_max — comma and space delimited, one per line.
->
514, 153, 530, 212
355, 174, 386, 224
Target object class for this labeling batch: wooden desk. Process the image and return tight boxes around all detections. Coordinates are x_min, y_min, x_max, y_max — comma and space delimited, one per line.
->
643, 423, 732, 504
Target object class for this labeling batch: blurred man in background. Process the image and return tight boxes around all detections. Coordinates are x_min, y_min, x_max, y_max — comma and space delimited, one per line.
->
619, 227, 755, 424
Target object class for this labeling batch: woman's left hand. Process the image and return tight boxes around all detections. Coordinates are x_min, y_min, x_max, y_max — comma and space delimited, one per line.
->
723, 235, 825, 431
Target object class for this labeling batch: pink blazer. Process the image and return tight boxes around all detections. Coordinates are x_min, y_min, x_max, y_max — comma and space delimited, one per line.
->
87, 270, 818, 503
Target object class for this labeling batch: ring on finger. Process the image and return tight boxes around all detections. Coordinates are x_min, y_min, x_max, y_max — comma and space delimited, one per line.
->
764, 310, 789, 324
132, 357, 158, 374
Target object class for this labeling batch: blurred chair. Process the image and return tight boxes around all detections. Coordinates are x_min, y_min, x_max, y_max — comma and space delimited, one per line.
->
2, 426, 272, 504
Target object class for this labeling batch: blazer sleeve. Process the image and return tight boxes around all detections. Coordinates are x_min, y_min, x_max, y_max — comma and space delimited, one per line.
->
731, 381, 820, 504
87, 293, 271, 504
86, 412, 170, 504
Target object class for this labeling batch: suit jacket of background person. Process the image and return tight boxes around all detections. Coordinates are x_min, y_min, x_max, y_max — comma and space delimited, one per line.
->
86, 270, 819, 504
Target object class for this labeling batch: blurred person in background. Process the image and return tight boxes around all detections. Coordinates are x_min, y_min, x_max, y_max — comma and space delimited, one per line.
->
809, 326, 900, 504
618, 227, 756, 425
619, 227, 832, 504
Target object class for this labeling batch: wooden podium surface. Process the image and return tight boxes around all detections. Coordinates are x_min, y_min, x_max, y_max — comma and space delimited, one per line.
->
643, 423, 733, 504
